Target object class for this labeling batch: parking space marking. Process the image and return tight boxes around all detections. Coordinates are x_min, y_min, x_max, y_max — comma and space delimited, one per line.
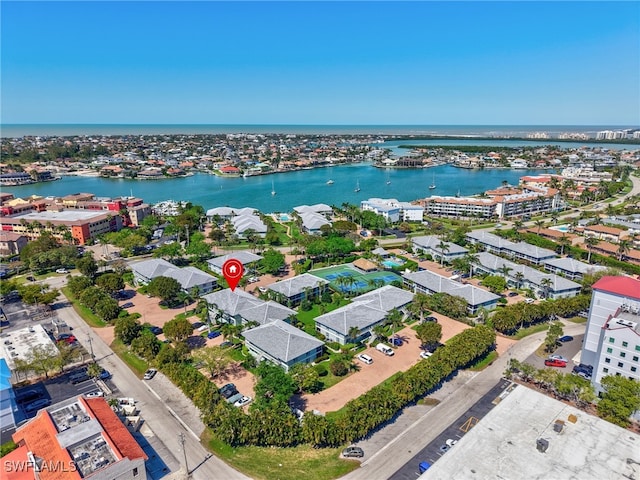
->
459, 416, 479, 433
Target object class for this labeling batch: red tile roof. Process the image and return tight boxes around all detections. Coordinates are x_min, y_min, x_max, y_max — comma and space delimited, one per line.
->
1, 445, 36, 480
83, 398, 147, 461
593, 276, 640, 300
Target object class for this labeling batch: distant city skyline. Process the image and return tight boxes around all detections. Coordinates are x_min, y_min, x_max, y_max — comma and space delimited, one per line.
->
2, 1, 639, 125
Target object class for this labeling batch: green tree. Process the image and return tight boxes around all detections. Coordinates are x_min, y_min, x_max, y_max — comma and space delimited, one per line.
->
131, 330, 161, 360
76, 255, 98, 280
87, 362, 103, 378
147, 276, 182, 303
26, 345, 59, 379
597, 375, 640, 427
94, 297, 121, 322
289, 363, 323, 393
544, 321, 564, 353
114, 316, 142, 345
163, 317, 194, 343
253, 362, 297, 408
482, 275, 507, 294
56, 341, 79, 373
95, 273, 124, 295
415, 321, 442, 349
67, 275, 93, 295
260, 248, 285, 274
192, 346, 232, 379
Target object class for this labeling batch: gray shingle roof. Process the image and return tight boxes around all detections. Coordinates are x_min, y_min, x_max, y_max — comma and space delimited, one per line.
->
475, 252, 581, 292
293, 204, 333, 214
315, 286, 414, 335
207, 251, 263, 270
300, 211, 331, 231
268, 273, 329, 297
412, 235, 469, 255
466, 231, 556, 260
403, 269, 499, 307
201, 289, 295, 325
542, 257, 606, 275
132, 259, 216, 290
243, 320, 323, 362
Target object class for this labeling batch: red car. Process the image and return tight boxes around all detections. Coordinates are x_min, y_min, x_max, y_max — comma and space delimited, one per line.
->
56, 334, 77, 344
544, 359, 567, 368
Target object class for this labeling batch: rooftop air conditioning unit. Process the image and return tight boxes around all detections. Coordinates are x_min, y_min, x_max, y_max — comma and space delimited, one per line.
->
536, 438, 549, 453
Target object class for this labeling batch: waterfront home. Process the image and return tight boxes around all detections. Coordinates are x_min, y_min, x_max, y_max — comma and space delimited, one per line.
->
466, 231, 557, 265
266, 273, 329, 306
206, 206, 257, 222
293, 203, 334, 217
243, 320, 324, 372
231, 213, 267, 238
402, 269, 499, 314
543, 257, 606, 281
315, 285, 414, 344
131, 258, 217, 295
473, 252, 581, 299
299, 211, 331, 234
411, 235, 469, 263
207, 251, 263, 275
361, 198, 424, 222
202, 288, 295, 327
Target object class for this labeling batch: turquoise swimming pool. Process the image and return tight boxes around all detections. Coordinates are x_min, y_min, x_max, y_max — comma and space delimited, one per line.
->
279, 214, 291, 222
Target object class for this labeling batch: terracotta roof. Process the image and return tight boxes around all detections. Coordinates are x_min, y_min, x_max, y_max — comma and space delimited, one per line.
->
83, 398, 147, 461
11, 410, 79, 480
584, 224, 624, 236
593, 276, 640, 300
1, 445, 34, 480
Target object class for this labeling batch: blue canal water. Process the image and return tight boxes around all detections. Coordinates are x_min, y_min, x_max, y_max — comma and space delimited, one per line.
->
4, 163, 550, 212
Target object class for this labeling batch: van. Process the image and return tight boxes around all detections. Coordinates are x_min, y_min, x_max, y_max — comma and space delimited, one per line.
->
357, 353, 373, 365
376, 343, 394, 356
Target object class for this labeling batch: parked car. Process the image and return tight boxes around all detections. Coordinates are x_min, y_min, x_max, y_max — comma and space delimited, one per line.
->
391, 337, 403, 347
525, 298, 535, 304
357, 353, 373, 365
376, 343, 394, 356
508, 291, 518, 297
549, 354, 568, 363
55, 268, 68, 274
143, 368, 157, 380
56, 334, 77, 344
446, 439, 458, 447
544, 359, 567, 368
226, 392, 243, 405
85, 391, 104, 398
25, 398, 51, 413
98, 369, 111, 380
342, 446, 364, 458
419, 461, 432, 473
70, 370, 90, 384
219, 383, 237, 399
17, 389, 43, 403
234, 395, 252, 407
420, 351, 433, 360
558, 335, 574, 343
207, 330, 221, 339
149, 326, 163, 335
122, 302, 134, 309
439, 444, 450, 453
423, 316, 438, 323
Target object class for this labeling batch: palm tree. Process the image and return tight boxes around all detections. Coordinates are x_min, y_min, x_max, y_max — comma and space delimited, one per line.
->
558, 234, 571, 255
436, 240, 450, 267
514, 272, 525, 290
463, 253, 479, 278
498, 264, 513, 281
347, 326, 360, 344
540, 277, 553, 299
584, 236, 599, 263
617, 239, 631, 261
534, 219, 545, 234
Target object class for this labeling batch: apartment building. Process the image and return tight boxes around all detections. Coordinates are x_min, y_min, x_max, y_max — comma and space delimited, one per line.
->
361, 198, 424, 222
421, 196, 497, 219
466, 231, 557, 265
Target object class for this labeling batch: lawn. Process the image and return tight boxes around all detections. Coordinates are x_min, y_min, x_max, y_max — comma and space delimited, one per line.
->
295, 300, 350, 337
467, 350, 498, 371
509, 323, 550, 340
204, 430, 359, 480
110, 338, 149, 376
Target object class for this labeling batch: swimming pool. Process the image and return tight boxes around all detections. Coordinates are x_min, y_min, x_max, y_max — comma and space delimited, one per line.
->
279, 214, 290, 222
382, 260, 402, 268
549, 225, 570, 233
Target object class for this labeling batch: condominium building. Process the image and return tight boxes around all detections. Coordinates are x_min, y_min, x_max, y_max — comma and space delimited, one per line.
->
361, 198, 424, 222
421, 196, 497, 219
466, 231, 557, 265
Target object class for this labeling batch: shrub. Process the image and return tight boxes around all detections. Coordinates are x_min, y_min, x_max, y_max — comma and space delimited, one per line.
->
314, 363, 328, 377
329, 360, 348, 377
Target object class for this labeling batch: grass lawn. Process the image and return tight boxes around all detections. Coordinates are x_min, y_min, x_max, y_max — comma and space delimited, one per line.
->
566, 316, 587, 324
467, 350, 498, 371
61, 287, 108, 327
296, 300, 350, 337
509, 323, 549, 340
110, 338, 149, 376
203, 430, 359, 480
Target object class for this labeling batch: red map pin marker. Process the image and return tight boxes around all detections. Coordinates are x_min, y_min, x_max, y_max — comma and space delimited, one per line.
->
222, 259, 243, 291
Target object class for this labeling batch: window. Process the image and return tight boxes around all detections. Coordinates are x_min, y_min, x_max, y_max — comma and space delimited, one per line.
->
605, 357, 611, 364
603, 367, 609, 373
622, 341, 628, 347
636, 345, 640, 352
621, 352, 626, 358
607, 347, 613, 354
633, 356, 639, 362
631, 367, 637, 373
618, 362, 624, 368
609, 338, 615, 344
133, 468, 138, 476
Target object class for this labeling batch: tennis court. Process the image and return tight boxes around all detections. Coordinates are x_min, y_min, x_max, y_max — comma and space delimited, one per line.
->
310, 264, 402, 293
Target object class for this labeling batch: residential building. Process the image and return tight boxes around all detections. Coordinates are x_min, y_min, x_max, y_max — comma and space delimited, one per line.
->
420, 196, 498, 219
293, 204, 333, 217
411, 235, 469, 263
206, 206, 257, 222
593, 310, 640, 392
0, 232, 28, 256
231, 213, 267, 238
266, 273, 329, 307
130, 258, 217, 295
315, 286, 414, 344
581, 276, 640, 369
542, 257, 606, 281
243, 320, 324, 372
581, 224, 628, 244
0, 359, 18, 435
474, 252, 581, 299
402, 269, 500, 314
466, 231, 557, 265
361, 198, 424, 222
298, 211, 332, 235
207, 251, 263, 275
201, 289, 295, 327
2, 396, 147, 480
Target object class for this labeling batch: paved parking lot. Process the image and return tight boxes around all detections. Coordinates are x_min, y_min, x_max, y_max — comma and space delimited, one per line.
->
389, 379, 515, 480
524, 333, 585, 373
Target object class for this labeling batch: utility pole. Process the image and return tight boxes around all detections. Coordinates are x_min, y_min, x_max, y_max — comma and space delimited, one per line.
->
87, 334, 95, 361
178, 433, 189, 475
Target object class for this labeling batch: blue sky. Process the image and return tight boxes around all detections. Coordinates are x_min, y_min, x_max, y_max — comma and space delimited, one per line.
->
2, 1, 639, 125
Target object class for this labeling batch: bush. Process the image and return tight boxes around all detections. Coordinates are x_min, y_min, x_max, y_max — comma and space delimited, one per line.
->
315, 353, 329, 363
314, 364, 328, 376
326, 342, 341, 351
329, 360, 348, 377
300, 299, 312, 311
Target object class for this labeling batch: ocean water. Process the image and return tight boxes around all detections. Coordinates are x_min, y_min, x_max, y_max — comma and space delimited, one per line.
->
4, 163, 550, 212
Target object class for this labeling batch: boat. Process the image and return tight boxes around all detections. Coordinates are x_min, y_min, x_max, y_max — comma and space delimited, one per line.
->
326, 179, 334, 185
271, 180, 276, 196
428, 172, 436, 190
385, 172, 391, 185
354, 179, 361, 192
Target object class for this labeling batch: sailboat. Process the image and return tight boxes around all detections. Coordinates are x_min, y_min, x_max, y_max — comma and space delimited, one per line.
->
354, 179, 361, 193
326, 179, 334, 185
271, 179, 276, 196
429, 172, 436, 190
385, 171, 391, 185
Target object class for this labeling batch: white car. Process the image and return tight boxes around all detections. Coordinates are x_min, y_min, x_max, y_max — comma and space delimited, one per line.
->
357, 353, 373, 365
143, 369, 157, 380
85, 391, 104, 398
420, 351, 432, 360
446, 439, 458, 447
549, 354, 568, 363
56, 268, 68, 274
234, 395, 252, 407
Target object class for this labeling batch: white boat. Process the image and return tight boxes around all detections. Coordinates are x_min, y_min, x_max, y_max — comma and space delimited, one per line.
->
326, 179, 334, 185
271, 180, 276, 196
429, 172, 436, 190
354, 179, 361, 192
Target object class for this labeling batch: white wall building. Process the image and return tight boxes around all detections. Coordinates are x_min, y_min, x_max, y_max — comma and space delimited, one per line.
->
361, 198, 424, 222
